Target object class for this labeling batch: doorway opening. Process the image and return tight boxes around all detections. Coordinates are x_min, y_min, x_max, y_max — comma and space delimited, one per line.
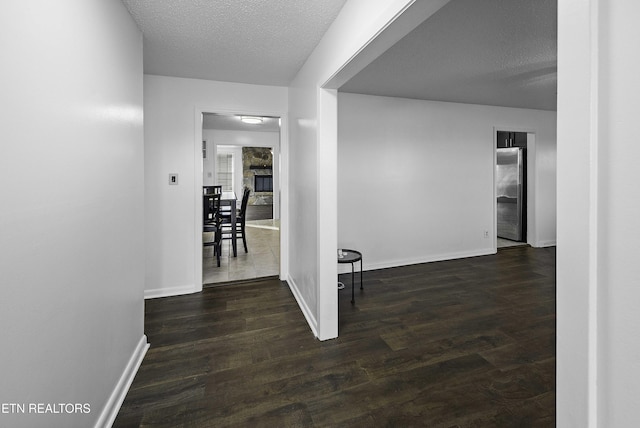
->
201, 113, 281, 285
496, 130, 529, 249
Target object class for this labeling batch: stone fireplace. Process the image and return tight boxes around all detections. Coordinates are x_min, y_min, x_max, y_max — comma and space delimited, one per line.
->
242, 147, 273, 205
254, 174, 273, 192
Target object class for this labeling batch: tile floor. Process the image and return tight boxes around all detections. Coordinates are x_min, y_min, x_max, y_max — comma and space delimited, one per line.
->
497, 237, 528, 248
203, 219, 280, 285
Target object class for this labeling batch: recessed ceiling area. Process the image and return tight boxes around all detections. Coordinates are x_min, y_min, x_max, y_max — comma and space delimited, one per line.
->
340, 0, 557, 111
203, 113, 280, 132
122, 0, 348, 86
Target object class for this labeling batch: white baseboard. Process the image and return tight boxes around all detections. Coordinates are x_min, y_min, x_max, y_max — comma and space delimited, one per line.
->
535, 240, 557, 248
347, 248, 496, 273
95, 335, 149, 428
286, 275, 318, 338
144, 283, 197, 299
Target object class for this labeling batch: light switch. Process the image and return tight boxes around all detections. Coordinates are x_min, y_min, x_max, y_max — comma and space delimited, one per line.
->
169, 173, 178, 185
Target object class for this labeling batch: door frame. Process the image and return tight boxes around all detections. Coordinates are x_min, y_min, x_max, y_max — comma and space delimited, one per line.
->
493, 126, 537, 250
194, 107, 289, 292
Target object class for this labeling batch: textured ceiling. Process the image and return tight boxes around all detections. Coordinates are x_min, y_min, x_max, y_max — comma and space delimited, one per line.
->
340, 0, 558, 111
123, 0, 557, 110
122, 0, 348, 86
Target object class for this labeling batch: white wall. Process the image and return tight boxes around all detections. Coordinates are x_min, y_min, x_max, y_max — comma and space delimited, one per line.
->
288, 0, 450, 341
144, 75, 287, 298
338, 93, 556, 270
0, 1, 145, 427
203, 139, 216, 186
203, 129, 281, 218
557, 0, 640, 426
211, 144, 243, 194
597, 1, 640, 424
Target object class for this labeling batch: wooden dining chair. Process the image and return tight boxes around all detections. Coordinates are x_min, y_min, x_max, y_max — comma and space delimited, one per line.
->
203, 193, 223, 267
203, 193, 221, 224
220, 187, 250, 253
203, 213, 223, 267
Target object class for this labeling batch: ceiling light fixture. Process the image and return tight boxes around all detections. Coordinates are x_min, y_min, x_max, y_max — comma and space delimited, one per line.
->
240, 116, 263, 125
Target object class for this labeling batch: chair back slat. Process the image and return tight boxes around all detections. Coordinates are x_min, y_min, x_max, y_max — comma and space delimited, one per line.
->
203, 185, 222, 195
204, 193, 221, 223
239, 187, 250, 217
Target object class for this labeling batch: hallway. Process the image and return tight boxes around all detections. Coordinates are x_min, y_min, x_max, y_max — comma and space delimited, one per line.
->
117, 246, 555, 426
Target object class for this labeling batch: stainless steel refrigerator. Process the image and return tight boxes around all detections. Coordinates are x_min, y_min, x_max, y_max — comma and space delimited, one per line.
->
496, 147, 525, 241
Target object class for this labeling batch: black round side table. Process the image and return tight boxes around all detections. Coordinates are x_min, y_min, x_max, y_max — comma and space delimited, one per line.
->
337, 249, 363, 304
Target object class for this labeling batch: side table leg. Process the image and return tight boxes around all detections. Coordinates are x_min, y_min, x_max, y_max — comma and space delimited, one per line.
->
360, 257, 363, 290
351, 262, 355, 304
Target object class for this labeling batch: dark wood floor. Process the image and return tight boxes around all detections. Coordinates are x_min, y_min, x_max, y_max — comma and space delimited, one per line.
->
115, 246, 555, 427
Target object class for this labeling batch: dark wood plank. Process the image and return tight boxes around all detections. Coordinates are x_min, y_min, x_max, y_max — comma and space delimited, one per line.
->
115, 246, 556, 427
